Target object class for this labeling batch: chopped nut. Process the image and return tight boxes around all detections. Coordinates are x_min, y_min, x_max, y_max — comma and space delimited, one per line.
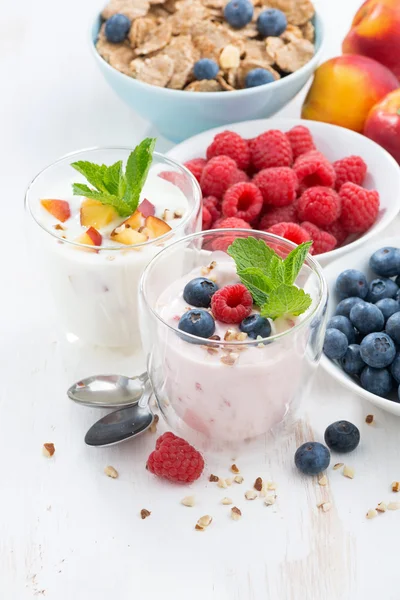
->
343, 465, 355, 479
224, 329, 237, 342
104, 465, 118, 478
264, 495, 276, 506
376, 502, 387, 513
209, 474, 219, 482
245, 489, 257, 500
234, 475, 244, 484
231, 506, 242, 520
254, 477, 263, 492
333, 463, 344, 470
321, 502, 331, 512
181, 495, 195, 507
162, 209, 174, 221
221, 497, 233, 505
217, 478, 228, 488
140, 508, 151, 519
209, 334, 221, 341
388, 502, 400, 510
54, 224, 65, 231
195, 524, 204, 531
231, 464, 239, 473
318, 475, 328, 486
366, 509, 378, 519
225, 478, 233, 486
365, 414, 374, 424
219, 44, 241, 69
392, 481, 400, 492
197, 515, 212, 528
236, 332, 248, 341
149, 414, 159, 434
267, 481, 277, 490
220, 352, 239, 366
42, 443, 55, 458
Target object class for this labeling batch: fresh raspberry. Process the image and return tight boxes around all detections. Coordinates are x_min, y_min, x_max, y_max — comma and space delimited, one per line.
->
267, 222, 311, 245
296, 186, 341, 227
324, 220, 348, 246
206, 131, 251, 171
250, 130, 293, 171
203, 196, 221, 224
333, 155, 367, 191
211, 234, 239, 253
222, 182, 263, 222
158, 171, 187, 192
259, 204, 298, 229
200, 155, 238, 199
202, 205, 212, 229
230, 168, 249, 185
147, 432, 204, 483
184, 158, 207, 183
301, 221, 337, 255
293, 151, 336, 189
339, 183, 380, 233
213, 216, 252, 229
211, 284, 253, 324
253, 167, 298, 207
286, 125, 316, 160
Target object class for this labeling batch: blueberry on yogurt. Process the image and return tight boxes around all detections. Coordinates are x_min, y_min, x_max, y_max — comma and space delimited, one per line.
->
239, 314, 271, 339
183, 277, 218, 308
178, 309, 215, 339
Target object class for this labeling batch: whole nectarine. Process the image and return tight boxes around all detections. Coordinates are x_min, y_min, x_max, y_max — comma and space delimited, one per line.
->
364, 89, 400, 163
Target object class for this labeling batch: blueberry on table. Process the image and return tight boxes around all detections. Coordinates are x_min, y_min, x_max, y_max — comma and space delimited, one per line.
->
326, 315, 356, 343
323, 329, 348, 360
385, 312, 400, 344
178, 309, 215, 339
341, 344, 365, 376
375, 298, 400, 321
335, 269, 368, 300
104, 14, 131, 43
294, 442, 330, 475
369, 247, 400, 278
367, 277, 399, 303
391, 353, 400, 383
183, 277, 218, 308
256, 8, 287, 37
349, 302, 384, 335
239, 314, 271, 339
360, 332, 396, 368
245, 69, 275, 88
193, 59, 219, 81
360, 366, 393, 397
224, 0, 254, 29
324, 420, 360, 453
335, 297, 366, 319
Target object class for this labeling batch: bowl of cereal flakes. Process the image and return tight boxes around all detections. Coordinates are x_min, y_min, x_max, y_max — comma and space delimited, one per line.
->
91, 0, 324, 141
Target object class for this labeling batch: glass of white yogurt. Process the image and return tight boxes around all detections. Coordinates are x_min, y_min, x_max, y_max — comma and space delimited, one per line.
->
25, 147, 201, 350
139, 229, 328, 445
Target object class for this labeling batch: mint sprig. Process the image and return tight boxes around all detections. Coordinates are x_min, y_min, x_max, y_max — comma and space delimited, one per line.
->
71, 138, 156, 217
228, 238, 313, 320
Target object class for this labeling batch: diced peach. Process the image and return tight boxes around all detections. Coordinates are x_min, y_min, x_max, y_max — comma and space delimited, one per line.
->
144, 215, 172, 239
80, 198, 118, 229
138, 198, 155, 217
110, 224, 148, 246
123, 210, 143, 230
41, 199, 71, 222
76, 226, 102, 247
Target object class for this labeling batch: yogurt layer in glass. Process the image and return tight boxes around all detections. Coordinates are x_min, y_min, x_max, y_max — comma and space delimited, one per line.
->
25, 148, 201, 349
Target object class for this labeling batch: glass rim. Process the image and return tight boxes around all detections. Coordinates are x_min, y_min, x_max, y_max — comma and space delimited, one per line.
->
24, 147, 202, 251
140, 229, 328, 346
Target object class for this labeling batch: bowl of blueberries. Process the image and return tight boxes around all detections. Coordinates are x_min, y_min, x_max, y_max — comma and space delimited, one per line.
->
320, 236, 400, 416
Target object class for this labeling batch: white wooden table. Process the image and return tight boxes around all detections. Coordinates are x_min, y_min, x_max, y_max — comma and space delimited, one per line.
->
2, 1, 400, 598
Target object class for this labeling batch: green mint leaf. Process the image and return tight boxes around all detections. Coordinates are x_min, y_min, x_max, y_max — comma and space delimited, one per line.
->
269, 255, 285, 286
71, 161, 109, 194
103, 160, 123, 196
237, 267, 274, 306
228, 237, 278, 276
124, 137, 156, 212
260, 284, 312, 320
72, 184, 132, 217
283, 242, 313, 285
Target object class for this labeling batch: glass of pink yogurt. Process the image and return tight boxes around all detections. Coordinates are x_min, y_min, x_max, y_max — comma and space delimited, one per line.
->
139, 229, 328, 445
25, 148, 201, 350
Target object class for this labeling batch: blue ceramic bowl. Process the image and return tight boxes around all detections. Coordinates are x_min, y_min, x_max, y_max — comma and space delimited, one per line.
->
90, 13, 324, 142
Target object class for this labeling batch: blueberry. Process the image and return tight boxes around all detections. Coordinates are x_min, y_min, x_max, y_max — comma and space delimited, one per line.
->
375, 298, 400, 321
396, 274, 400, 287
193, 59, 219, 81
245, 68, 275, 88
360, 332, 396, 368
178, 309, 215, 339
224, 0, 254, 28
183, 277, 218, 308
324, 420, 360, 453
390, 352, 400, 383
335, 297, 365, 319
367, 277, 399, 303
256, 8, 287, 37
239, 314, 271, 339
323, 329, 348, 360
370, 247, 400, 277
349, 302, 384, 335
326, 315, 356, 343
341, 344, 365, 376
360, 366, 393, 397
294, 442, 330, 475
335, 269, 368, 300
104, 14, 131, 43
385, 312, 400, 344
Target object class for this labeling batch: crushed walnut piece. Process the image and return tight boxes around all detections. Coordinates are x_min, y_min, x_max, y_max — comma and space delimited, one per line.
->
366, 509, 378, 520
234, 475, 244, 484
104, 465, 119, 478
254, 477, 263, 492
220, 352, 239, 366
365, 414, 374, 424
140, 508, 151, 519
392, 481, 400, 493
267, 481, 277, 490
231, 464, 240, 474
196, 515, 213, 530
245, 489, 257, 500
318, 475, 328, 486
221, 497, 233, 505
343, 465, 355, 479
264, 495, 276, 506
388, 502, 400, 511
181, 495, 195, 507
319, 502, 331, 512
217, 477, 228, 488
231, 506, 242, 520
209, 474, 219, 482
376, 502, 387, 513
333, 463, 344, 470
42, 443, 55, 458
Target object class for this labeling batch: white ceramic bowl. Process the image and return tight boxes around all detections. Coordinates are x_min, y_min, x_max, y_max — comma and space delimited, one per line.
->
167, 118, 400, 264
320, 236, 400, 416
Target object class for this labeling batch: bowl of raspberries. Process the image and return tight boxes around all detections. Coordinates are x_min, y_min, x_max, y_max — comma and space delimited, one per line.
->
168, 118, 400, 263
321, 237, 400, 417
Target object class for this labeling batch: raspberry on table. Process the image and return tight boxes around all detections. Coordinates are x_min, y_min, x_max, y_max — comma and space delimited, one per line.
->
267, 222, 311, 245
222, 182, 263, 222
253, 167, 298, 207
293, 151, 336, 189
202, 205, 212, 230
213, 216, 252, 229
324, 220, 348, 246
211, 284, 253, 324
296, 186, 341, 227
339, 182, 380, 233
203, 196, 221, 224
301, 221, 337, 255
147, 432, 204, 483
250, 130, 293, 171
285, 125, 316, 161
333, 155, 367, 191
184, 158, 207, 183
200, 155, 238, 199
259, 204, 298, 230
206, 131, 251, 171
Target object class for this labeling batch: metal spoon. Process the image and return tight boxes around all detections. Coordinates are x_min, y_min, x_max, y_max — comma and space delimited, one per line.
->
84, 381, 154, 447
68, 372, 149, 409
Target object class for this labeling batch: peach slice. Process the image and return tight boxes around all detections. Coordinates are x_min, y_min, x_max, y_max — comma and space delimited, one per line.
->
143, 215, 172, 239
110, 224, 148, 246
76, 226, 102, 247
138, 198, 155, 217
80, 198, 118, 229
41, 199, 71, 222
123, 210, 143, 230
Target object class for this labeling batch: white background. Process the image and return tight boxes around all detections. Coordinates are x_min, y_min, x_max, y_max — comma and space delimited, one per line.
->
2, 1, 400, 599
